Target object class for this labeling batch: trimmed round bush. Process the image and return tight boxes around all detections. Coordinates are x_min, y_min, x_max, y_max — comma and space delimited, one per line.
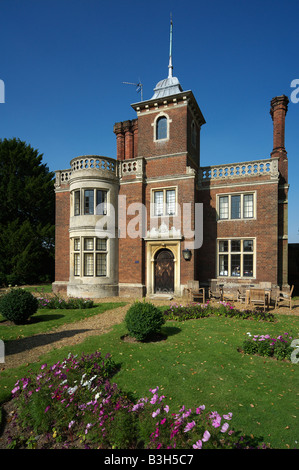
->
125, 301, 165, 341
0, 288, 39, 324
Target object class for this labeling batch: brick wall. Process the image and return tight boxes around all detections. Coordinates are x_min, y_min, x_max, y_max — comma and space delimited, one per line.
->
198, 178, 279, 285
54, 188, 70, 283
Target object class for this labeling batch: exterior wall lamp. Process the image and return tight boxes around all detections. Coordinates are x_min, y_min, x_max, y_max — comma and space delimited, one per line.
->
182, 249, 192, 261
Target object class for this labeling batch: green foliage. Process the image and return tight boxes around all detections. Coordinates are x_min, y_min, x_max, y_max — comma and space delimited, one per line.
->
0, 138, 55, 285
125, 301, 165, 341
241, 332, 294, 361
0, 288, 38, 324
164, 301, 275, 322
37, 294, 94, 309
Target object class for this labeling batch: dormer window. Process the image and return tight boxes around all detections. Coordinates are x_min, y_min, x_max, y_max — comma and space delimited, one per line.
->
156, 116, 167, 140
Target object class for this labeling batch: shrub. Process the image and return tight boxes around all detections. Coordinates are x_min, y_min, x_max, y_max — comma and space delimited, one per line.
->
0, 287, 38, 324
240, 332, 294, 361
125, 300, 165, 341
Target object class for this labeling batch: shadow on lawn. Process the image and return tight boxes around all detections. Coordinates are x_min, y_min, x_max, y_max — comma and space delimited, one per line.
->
4, 328, 91, 356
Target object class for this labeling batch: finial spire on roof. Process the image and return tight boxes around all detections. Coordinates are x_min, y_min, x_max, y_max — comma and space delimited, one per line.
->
168, 14, 173, 78
150, 16, 183, 100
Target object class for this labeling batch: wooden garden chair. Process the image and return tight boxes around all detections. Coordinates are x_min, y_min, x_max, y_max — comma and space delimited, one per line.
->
275, 285, 294, 311
249, 288, 267, 312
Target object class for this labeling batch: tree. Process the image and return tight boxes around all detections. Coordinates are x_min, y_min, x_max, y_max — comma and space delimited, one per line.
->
0, 138, 55, 285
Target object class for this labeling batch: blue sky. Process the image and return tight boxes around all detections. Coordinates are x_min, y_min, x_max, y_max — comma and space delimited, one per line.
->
0, 0, 298, 242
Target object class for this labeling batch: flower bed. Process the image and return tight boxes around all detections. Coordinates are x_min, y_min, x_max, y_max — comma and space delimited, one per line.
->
163, 301, 275, 322
2, 353, 268, 449
37, 294, 94, 310
240, 332, 294, 361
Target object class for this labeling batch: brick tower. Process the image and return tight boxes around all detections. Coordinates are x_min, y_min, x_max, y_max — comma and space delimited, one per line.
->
114, 20, 206, 297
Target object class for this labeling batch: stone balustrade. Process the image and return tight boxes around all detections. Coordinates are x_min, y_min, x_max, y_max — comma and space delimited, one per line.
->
198, 158, 279, 182
70, 155, 117, 175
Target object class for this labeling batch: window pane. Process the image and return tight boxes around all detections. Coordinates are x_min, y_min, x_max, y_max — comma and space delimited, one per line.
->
74, 191, 80, 216
96, 238, 107, 251
96, 253, 106, 276
231, 195, 241, 219
156, 117, 167, 140
154, 191, 164, 216
219, 196, 228, 219
219, 240, 228, 252
74, 238, 80, 251
231, 240, 241, 252
84, 238, 94, 250
84, 253, 93, 276
74, 253, 80, 276
244, 194, 253, 218
219, 254, 228, 276
84, 190, 94, 215
166, 190, 176, 215
96, 190, 107, 215
243, 254, 253, 277
243, 239, 253, 252
231, 254, 240, 276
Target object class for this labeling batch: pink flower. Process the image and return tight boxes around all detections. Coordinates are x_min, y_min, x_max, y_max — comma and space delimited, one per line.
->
223, 412, 232, 420
212, 415, 221, 428
202, 430, 211, 442
193, 439, 202, 449
184, 420, 196, 432
221, 422, 229, 433
152, 408, 160, 418
44, 406, 50, 413
150, 394, 158, 404
196, 405, 205, 414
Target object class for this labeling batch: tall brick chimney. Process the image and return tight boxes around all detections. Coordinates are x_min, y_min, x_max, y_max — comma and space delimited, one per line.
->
270, 95, 289, 287
270, 95, 289, 183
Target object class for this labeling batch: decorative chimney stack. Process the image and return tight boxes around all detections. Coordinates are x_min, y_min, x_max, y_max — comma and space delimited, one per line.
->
270, 95, 289, 183
270, 95, 289, 287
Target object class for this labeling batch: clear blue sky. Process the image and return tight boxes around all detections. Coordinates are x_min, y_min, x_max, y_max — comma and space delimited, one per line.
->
1, 0, 298, 242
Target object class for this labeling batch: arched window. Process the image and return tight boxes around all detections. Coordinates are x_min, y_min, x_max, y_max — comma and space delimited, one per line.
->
156, 116, 167, 140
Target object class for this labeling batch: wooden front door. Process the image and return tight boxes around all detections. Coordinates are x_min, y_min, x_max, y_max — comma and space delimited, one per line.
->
154, 249, 174, 293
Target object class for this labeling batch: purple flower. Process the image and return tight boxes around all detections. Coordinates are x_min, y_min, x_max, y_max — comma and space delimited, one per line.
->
152, 408, 160, 418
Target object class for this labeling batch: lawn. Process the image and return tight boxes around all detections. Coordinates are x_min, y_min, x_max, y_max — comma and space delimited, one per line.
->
0, 301, 298, 449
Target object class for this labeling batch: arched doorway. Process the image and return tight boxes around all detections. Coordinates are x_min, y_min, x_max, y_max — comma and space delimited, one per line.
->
154, 248, 174, 293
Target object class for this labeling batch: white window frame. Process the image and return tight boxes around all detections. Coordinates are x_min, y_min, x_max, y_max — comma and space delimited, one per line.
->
152, 112, 172, 142
217, 192, 256, 221
72, 188, 108, 216
217, 238, 256, 279
151, 187, 177, 218
72, 236, 108, 278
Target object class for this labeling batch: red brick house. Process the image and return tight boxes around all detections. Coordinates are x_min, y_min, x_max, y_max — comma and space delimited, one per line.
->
53, 47, 289, 299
